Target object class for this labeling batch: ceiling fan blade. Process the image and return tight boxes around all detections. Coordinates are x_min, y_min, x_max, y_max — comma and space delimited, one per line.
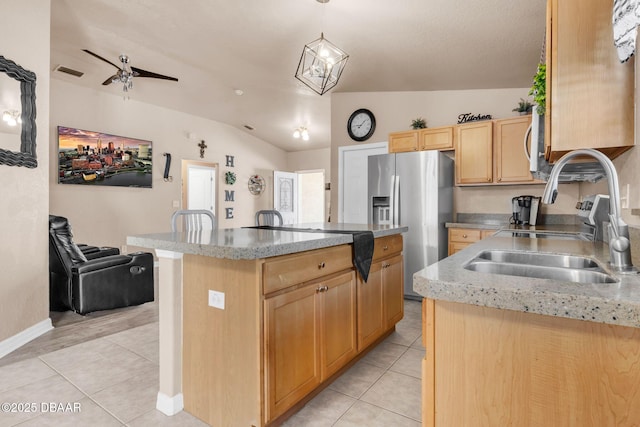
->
131, 66, 178, 82
102, 75, 117, 85
82, 49, 122, 70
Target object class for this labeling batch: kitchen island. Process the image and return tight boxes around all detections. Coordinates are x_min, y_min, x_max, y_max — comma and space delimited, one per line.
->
414, 234, 640, 426
128, 223, 407, 426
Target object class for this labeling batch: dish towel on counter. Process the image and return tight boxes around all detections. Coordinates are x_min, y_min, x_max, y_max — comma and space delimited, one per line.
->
247, 226, 375, 282
613, 0, 640, 62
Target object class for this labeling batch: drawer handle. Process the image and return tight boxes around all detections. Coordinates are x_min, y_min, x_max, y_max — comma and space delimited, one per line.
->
316, 285, 329, 293
383, 245, 389, 251
382, 263, 390, 269
462, 234, 468, 238
318, 262, 326, 269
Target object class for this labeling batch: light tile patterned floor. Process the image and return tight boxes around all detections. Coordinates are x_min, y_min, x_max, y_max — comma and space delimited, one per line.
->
0, 300, 423, 426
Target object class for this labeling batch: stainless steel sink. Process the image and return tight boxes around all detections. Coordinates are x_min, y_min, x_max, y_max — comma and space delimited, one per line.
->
464, 249, 618, 284
493, 230, 592, 241
475, 250, 599, 269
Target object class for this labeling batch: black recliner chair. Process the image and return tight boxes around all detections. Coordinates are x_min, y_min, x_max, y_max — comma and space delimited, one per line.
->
49, 215, 154, 315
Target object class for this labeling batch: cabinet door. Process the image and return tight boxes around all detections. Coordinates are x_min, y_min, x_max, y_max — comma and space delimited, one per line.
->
455, 121, 493, 185
265, 285, 320, 421
357, 262, 384, 351
420, 126, 454, 151
320, 271, 357, 380
547, 0, 634, 162
494, 116, 534, 184
382, 254, 404, 327
389, 130, 418, 153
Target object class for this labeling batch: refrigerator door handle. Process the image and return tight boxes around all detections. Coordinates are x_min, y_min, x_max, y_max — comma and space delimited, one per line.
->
388, 175, 396, 225
393, 175, 400, 225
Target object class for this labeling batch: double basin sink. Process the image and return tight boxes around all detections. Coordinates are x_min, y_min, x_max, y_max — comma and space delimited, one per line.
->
463, 229, 618, 284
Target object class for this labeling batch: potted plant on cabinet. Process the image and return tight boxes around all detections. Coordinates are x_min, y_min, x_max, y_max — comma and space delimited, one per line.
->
411, 117, 427, 129
512, 98, 533, 115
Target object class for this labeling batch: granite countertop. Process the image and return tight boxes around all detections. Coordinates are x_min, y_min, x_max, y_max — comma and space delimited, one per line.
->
413, 234, 640, 328
128, 223, 408, 260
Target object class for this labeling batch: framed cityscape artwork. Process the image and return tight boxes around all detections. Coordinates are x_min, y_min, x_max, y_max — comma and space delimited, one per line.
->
57, 126, 152, 188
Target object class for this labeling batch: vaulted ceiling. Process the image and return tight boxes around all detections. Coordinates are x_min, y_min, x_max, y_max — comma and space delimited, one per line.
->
50, 0, 546, 152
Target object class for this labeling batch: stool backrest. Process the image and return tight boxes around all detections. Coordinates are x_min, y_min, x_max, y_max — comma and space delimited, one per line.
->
255, 210, 284, 226
171, 209, 216, 232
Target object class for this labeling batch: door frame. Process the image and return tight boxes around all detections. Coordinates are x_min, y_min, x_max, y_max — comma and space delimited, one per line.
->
337, 141, 388, 223
181, 159, 219, 228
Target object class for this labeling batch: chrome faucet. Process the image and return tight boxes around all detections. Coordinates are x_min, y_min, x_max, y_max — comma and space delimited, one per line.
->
541, 148, 634, 271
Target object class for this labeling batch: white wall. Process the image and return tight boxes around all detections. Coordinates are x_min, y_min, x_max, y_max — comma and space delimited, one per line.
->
330, 89, 582, 220
0, 1, 50, 341
49, 80, 288, 250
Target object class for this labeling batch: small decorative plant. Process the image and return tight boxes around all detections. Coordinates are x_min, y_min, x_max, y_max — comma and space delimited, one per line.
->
512, 98, 533, 114
411, 117, 427, 129
529, 63, 546, 115
225, 171, 236, 185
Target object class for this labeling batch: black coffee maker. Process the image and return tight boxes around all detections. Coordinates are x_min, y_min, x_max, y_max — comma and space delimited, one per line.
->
511, 195, 541, 225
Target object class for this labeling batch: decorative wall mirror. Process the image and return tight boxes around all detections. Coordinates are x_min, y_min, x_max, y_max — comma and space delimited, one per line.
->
0, 55, 37, 168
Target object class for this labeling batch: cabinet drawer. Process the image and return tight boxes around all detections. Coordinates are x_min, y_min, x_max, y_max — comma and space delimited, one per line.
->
263, 245, 352, 294
372, 234, 403, 261
449, 228, 481, 243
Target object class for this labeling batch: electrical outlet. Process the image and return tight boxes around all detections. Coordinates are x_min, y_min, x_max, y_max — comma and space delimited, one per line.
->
208, 290, 225, 309
621, 183, 630, 209
121, 245, 127, 253
172, 200, 180, 208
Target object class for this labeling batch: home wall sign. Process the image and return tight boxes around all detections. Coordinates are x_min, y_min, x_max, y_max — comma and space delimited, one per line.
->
457, 113, 492, 124
225, 154, 235, 219
0, 55, 37, 168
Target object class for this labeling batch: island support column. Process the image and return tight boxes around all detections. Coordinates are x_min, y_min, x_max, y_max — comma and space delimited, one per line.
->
154, 249, 184, 415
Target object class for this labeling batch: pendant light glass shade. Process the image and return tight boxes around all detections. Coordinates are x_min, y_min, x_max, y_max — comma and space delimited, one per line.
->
295, 33, 349, 95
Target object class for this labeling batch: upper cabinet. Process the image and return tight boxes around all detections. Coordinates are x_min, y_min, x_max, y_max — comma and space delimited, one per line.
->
389, 125, 454, 153
545, 0, 635, 162
420, 126, 454, 151
455, 121, 493, 185
455, 116, 537, 186
389, 130, 418, 153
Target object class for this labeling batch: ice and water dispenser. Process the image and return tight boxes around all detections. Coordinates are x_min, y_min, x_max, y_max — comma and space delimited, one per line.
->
372, 196, 391, 225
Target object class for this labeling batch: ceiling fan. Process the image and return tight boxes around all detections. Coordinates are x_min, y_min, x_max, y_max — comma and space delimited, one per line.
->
82, 49, 178, 92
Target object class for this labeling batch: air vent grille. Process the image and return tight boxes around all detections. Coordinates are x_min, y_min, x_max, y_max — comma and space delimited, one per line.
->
54, 65, 84, 78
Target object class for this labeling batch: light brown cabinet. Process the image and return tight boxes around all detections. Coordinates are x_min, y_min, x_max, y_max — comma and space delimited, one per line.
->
420, 126, 454, 151
265, 270, 356, 421
422, 298, 640, 426
455, 116, 536, 186
182, 237, 404, 426
494, 116, 534, 184
389, 126, 455, 153
389, 130, 418, 153
545, 0, 634, 162
448, 227, 494, 256
454, 121, 493, 185
357, 235, 404, 351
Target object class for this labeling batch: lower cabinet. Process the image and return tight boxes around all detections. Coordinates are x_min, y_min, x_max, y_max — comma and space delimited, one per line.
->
264, 271, 357, 422
357, 240, 404, 351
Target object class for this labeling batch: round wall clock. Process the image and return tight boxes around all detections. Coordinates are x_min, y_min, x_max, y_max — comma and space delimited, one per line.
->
347, 108, 376, 142
248, 174, 265, 195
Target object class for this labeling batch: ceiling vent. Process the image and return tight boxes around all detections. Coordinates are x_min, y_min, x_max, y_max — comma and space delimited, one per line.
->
54, 65, 84, 78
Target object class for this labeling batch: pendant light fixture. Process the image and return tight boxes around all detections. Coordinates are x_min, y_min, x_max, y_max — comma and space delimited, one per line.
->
295, 0, 349, 95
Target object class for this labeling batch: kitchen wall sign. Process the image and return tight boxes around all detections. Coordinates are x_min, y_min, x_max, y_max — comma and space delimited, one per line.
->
457, 113, 492, 124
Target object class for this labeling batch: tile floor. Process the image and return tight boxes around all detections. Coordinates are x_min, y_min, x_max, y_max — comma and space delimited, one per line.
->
0, 300, 423, 426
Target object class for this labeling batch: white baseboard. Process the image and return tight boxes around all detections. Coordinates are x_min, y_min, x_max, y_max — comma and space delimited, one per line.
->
0, 318, 53, 359
156, 392, 184, 416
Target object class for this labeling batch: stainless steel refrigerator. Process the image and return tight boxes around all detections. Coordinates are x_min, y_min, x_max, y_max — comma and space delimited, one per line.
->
368, 151, 454, 299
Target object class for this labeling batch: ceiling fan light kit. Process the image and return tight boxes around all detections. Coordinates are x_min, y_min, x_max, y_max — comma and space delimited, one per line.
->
82, 49, 178, 94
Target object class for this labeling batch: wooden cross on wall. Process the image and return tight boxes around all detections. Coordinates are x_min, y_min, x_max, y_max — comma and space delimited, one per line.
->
198, 140, 207, 158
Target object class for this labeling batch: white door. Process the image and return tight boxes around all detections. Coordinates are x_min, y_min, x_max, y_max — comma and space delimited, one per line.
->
338, 142, 388, 223
297, 170, 325, 223
274, 170, 298, 225
183, 160, 218, 230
